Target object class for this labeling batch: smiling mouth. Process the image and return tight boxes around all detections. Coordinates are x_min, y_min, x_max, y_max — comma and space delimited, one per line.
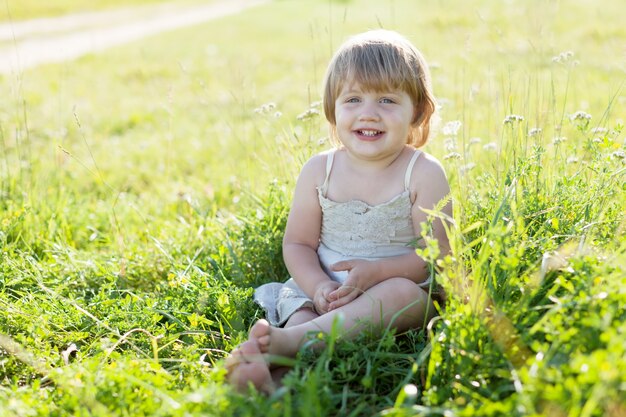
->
356, 129, 384, 138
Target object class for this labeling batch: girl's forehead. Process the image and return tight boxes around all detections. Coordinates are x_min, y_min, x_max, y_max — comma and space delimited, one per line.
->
338, 81, 403, 94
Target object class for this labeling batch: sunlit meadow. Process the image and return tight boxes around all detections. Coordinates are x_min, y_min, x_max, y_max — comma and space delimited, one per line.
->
0, 0, 625, 416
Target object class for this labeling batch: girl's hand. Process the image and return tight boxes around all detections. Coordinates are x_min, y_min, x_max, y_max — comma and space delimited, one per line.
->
313, 280, 341, 315
327, 259, 382, 310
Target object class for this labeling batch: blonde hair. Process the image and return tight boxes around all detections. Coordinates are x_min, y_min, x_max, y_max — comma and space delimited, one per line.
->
323, 30, 436, 148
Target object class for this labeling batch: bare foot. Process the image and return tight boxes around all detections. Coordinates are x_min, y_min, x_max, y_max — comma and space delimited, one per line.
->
249, 319, 272, 353
226, 339, 275, 394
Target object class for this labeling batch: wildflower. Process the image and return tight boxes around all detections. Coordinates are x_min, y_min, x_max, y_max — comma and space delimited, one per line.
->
310, 100, 322, 108
528, 128, 542, 137
483, 142, 498, 151
590, 127, 608, 134
566, 156, 579, 164
296, 108, 320, 121
551, 51, 574, 64
317, 137, 329, 145
611, 150, 626, 160
469, 137, 482, 145
570, 111, 592, 122
442, 120, 462, 136
539, 251, 569, 282
444, 152, 462, 160
460, 162, 476, 173
274, 111, 282, 118
552, 136, 567, 145
444, 138, 457, 152
503, 114, 524, 125
254, 102, 277, 114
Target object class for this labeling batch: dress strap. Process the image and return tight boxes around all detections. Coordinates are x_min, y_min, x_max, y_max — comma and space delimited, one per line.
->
404, 150, 422, 191
320, 150, 336, 197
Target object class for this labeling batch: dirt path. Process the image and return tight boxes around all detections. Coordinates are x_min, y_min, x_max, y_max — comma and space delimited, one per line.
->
0, 0, 269, 74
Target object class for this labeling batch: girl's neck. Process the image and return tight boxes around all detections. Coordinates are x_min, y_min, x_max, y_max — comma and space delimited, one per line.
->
340, 145, 409, 173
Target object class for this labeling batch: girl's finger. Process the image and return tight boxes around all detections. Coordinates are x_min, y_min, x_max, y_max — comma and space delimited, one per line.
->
328, 286, 349, 300
329, 289, 359, 310
331, 260, 353, 271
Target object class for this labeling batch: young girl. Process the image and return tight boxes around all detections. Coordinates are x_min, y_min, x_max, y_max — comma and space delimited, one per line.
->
227, 29, 452, 393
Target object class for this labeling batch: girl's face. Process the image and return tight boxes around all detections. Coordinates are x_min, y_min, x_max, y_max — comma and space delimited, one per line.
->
334, 82, 415, 162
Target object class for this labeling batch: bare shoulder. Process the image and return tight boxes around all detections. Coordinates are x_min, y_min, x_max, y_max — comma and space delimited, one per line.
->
410, 151, 450, 200
297, 150, 333, 187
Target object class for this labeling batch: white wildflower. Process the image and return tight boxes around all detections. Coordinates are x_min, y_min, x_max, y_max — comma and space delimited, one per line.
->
469, 137, 482, 145
444, 138, 457, 152
503, 114, 524, 125
539, 251, 569, 282
528, 128, 542, 137
590, 127, 608, 134
460, 162, 476, 173
296, 108, 320, 121
310, 100, 323, 108
442, 120, 462, 136
254, 102, 277, 114
444, 152, 462, 160
570, 111, 592, 122
274, 111, 282, 118
551, 51, 574, 64
483, 142, 498, 151
611, 150, 626, 160
566, 156, 579, 164
552, 136, 567, 145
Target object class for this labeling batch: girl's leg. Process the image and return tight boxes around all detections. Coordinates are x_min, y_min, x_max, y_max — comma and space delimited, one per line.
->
255, 277, 435, 358
269, 308, 319, 385
228, 278, 434, 392
226, 308, 319, 393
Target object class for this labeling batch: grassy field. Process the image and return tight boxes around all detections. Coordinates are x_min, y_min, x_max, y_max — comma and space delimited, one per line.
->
0, 0, 625, 416
0, 0, 210, 21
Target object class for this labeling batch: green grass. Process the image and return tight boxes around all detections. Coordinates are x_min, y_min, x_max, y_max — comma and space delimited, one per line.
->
0, 0, 625, 416
1, 0, 209, 21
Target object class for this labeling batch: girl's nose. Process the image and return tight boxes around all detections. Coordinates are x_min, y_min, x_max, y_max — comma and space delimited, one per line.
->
358, 102, 380, 121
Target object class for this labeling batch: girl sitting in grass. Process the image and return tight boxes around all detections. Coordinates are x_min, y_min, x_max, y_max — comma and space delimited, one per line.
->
226, 29, 452, 394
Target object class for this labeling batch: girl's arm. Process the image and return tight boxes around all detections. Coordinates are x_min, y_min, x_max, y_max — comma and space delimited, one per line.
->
328, 154, 452, 309
282, 154, 335, 300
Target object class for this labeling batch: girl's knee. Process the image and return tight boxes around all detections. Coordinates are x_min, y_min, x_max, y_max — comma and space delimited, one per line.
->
384, 277, 429, 306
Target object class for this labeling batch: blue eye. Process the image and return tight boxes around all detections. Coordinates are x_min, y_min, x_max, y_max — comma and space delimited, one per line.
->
380, 98, 395, 104
346, 97, 360, 103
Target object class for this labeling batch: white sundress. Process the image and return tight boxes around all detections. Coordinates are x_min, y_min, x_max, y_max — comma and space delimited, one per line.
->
254, 149, 433, 326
